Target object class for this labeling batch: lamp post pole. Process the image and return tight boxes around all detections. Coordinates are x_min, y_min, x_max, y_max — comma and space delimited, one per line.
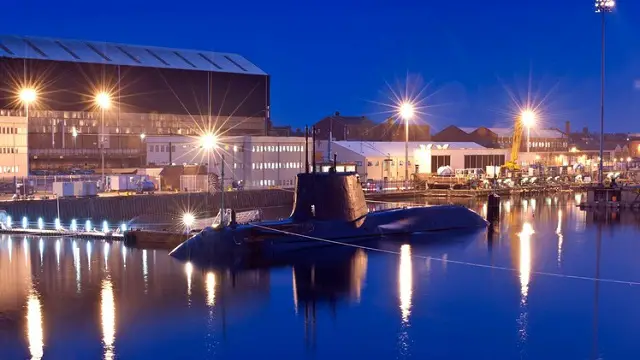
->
595, 0, 614, 184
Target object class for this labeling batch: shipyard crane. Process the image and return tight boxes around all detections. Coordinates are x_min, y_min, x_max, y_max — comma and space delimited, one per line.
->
502, 110, 535, 172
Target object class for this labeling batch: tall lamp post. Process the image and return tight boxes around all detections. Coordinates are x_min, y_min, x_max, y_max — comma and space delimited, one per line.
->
95, 92, 111, 189
595, 0, 615, 184
140, 133, 146, 167
200, 133, 217, 173
19, 88, 36, 174
521, 109, 536, 153
399, 102, 415, 183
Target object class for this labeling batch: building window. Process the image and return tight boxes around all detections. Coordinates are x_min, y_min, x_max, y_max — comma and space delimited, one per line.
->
430, 155, 451, 173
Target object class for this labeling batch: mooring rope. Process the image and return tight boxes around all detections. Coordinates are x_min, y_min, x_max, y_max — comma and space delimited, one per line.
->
249, 223, 640, 287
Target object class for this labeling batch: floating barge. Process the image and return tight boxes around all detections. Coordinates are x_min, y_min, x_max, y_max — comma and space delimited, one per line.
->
579, 186, 640, 209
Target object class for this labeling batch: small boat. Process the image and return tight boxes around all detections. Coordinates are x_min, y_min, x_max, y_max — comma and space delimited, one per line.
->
169, 171, 488, 261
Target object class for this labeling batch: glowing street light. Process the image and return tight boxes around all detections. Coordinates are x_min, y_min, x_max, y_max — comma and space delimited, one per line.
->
521, 109, 536, 153
595, 0, 615, 184
200, 133, 217, 150
95, 92, 111, 110
398, 102, 415, 183
182, 213, 195, 233
20, 88, 37, 105
140, 133, 146, 140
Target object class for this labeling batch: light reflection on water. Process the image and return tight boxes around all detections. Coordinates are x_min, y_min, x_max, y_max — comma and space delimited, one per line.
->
26, 289, 43, 360
101, 278, 115, 360
2, 194, 640, 358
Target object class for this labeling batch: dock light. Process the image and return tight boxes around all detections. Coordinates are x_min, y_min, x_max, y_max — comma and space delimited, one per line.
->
37, 217, 44, 230
182, 213, 195, 228
6, 215, 11, 229
70, 219, 78, 232
120, 223, 127, 232
54, 218, 61, 231
521, 109, 536, 153
22, 216, 28, 229
200, 133, 217, 150
595, 0, 615, 12
140, 133, 146, 140
102, 220, 109, 233
85, 220, 92, 232
19, 88, 37, 104
627, 157, 632, 162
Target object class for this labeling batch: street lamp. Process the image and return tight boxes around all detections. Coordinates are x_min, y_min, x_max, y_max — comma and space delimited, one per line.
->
521, 109, 536, 153
595, 0, 615, 184
200, 133, 217, 174
72, 126, 78, 149
95, 92, 111, 189
398, 102, 414, 183
19, 88, 37, 174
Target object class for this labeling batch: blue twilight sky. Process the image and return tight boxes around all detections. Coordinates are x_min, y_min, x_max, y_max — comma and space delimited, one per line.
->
2, 0, 640, 133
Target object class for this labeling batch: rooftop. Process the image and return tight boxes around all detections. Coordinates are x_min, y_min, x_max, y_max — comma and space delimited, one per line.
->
0, 35, 266, 76
455, 126, 565, 139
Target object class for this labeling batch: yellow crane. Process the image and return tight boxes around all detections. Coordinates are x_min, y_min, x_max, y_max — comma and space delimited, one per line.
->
502, 110, 535, 172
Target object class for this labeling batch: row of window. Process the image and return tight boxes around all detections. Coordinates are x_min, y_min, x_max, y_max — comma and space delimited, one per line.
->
252, 145, 305, 153
367, 160, 412, 167
0, 127, 19, 134
0, 148, 19, 154
463, 155, 506, 169
252, 162, 303, 170
0, 166, 20, 174
252, 179, 296, 187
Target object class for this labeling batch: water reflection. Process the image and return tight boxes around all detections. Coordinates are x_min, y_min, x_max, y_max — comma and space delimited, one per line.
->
399, 244, 413, 324
518, 223, 534, 301
556, 210, 563, 267
185, 262, 193, 299
205, 272, 216, 307
1, 193, 638, 359
101, 279, 116, 360
26, 289, 43, 360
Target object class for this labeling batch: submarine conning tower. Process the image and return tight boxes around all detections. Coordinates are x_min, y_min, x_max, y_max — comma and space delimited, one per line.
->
290, 172, 368, 222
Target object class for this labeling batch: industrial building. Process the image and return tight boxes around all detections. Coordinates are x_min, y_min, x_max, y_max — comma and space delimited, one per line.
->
314, 113, 431, 142
316, 140, 509, 181
432, 125, 568, 152
145, 135, 310, 189
0, 35, 270, 172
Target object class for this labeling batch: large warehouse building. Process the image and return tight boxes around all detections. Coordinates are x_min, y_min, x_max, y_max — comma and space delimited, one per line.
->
0, 35, 270, 172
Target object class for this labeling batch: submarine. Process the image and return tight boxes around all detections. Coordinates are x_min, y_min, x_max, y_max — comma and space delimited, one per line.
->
169, 170, 488, 261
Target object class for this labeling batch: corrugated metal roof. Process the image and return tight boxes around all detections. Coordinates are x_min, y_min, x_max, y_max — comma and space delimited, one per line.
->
331, 141, 487, 158
0, 35, 266, 76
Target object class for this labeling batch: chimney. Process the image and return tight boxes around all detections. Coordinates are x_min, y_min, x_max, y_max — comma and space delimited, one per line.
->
565, 121, 571, 136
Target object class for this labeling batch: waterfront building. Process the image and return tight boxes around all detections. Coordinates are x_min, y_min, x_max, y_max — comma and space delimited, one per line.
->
315, 140, 508, 181
145, 135, 310, 188
0, 35, 269, 172
0, 116, 28, 177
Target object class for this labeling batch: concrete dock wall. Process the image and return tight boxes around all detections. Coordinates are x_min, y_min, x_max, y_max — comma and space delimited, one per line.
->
0, 190, 294, 223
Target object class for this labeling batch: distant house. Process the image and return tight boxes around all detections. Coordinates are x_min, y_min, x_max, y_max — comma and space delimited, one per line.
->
314, 113, 376, 141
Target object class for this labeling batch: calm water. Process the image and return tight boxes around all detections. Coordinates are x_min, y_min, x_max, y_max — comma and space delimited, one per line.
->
2, 193, 640, 359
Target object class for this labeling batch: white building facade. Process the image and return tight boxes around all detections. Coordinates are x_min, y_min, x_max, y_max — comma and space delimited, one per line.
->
146, 135, 310, 188
317, 141, 509, 181
0, 116, 28, 177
